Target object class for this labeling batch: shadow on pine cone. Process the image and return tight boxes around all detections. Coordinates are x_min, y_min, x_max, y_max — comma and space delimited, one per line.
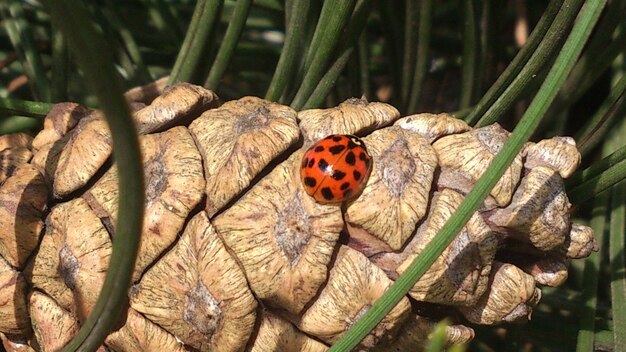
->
0, 81, 596, 351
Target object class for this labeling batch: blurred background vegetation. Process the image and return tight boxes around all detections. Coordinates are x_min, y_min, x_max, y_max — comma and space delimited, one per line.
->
1, 0, 626, 351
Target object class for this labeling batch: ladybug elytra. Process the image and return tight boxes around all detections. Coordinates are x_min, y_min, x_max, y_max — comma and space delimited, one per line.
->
300, 134, 372, 204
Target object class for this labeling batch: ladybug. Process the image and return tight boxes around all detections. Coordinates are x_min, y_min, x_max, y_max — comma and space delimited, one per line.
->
300, 134, 372, 204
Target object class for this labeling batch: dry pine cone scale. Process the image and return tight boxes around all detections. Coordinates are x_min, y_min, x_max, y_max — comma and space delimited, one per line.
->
0, 83, 596, 351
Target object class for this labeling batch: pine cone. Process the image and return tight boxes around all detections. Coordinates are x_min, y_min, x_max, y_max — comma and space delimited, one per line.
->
0, 83, 595, 351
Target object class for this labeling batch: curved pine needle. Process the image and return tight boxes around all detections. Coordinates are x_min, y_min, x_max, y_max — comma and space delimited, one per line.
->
41, 1, 144, 351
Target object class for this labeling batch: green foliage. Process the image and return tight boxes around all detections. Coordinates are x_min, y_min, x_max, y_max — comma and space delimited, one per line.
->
38, 1, 144, 351
1, 1, 626, 351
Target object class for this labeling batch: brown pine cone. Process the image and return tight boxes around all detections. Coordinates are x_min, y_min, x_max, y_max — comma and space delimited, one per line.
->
0, 83, 595, 351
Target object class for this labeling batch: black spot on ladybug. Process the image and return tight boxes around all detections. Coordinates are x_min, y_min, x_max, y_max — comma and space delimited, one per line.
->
302, 157, 309, 168
318, 158, 329, 172
314, 145, 324, 152
353, 170, 362, 181
332, 170, 346, 180
325, 135, 335, 140
348, 140, 358, 149
308, 158, 315, 168
321, 187, 334, 200
329, 145, 346, 154
340, 182, 350, 190
345, 151, 356, 165
304, 177, 317, 187
360, 152, 371, 168
343, 189, 353, 198
332, 135, 343, 142
304, 177, 317, 188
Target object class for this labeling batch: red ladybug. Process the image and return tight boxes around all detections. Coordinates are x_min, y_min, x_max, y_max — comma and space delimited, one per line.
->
300, 134, 372, 204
